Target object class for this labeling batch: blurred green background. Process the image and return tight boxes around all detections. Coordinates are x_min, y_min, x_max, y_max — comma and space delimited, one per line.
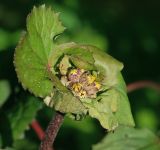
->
0, 0, 160, 149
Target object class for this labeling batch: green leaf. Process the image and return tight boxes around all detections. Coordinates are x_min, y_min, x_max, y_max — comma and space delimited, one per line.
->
14, 5, 87, 115
0, 80, 11, 107
7, 96, 42, 140
114, 73, 135, 127
48, 42, 96, 72
14, 5, 65, 97
52, 89, 87, 115
82, 97, 118, 131
88, 45, 134, 130
44, 70, 87, 115
85, 45, 123, 87
93, 126, 160, 150
55, 45, 134, 130
82, 80, 134, 130
69, 55, 96, 70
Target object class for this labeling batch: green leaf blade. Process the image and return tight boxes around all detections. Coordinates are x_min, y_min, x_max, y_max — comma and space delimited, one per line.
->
14, 34, 53, 97
72, 45, 134, 130
14, 5, 65, 98
93, 126, 160, 150
114, 73, 135, 127
27, 5, 65, 61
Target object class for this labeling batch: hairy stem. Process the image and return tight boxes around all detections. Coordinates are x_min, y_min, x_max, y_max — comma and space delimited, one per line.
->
40, 112, 64, 150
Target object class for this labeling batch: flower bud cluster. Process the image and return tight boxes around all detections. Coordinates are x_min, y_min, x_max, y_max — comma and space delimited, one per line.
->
60, 68, 101, 98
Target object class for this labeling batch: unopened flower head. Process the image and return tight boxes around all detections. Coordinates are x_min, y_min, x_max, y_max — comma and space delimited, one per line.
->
60, 66, 101, 99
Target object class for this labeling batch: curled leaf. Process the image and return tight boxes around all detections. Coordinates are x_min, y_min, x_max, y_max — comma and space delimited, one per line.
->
14, 5, 134, 130
49, 44, 134, 130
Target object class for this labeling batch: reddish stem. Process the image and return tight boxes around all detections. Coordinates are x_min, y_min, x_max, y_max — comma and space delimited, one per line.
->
127, 80, 160, 93
31, 120, 45, 140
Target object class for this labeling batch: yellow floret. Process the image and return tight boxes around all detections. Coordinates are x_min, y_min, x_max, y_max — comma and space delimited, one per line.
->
94, 81, 101, 89
79, 90, 87, 98
69, 69, 78, 75
72, 83, 82, 92
87, 75, 96, 84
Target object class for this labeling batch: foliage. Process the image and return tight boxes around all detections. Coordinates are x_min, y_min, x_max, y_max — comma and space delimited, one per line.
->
93, 126, 160, 150
14, 5, 134, 131
0, 0, 160, 150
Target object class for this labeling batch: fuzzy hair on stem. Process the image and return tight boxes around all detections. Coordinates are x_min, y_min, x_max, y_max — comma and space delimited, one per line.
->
40, 112, 64, 150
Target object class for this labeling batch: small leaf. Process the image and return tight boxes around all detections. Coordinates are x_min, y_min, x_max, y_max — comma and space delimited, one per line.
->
7, 96, 42, 140
14, 5, 65, 97
93, 126, 160, 150
0, 80, 11, 107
